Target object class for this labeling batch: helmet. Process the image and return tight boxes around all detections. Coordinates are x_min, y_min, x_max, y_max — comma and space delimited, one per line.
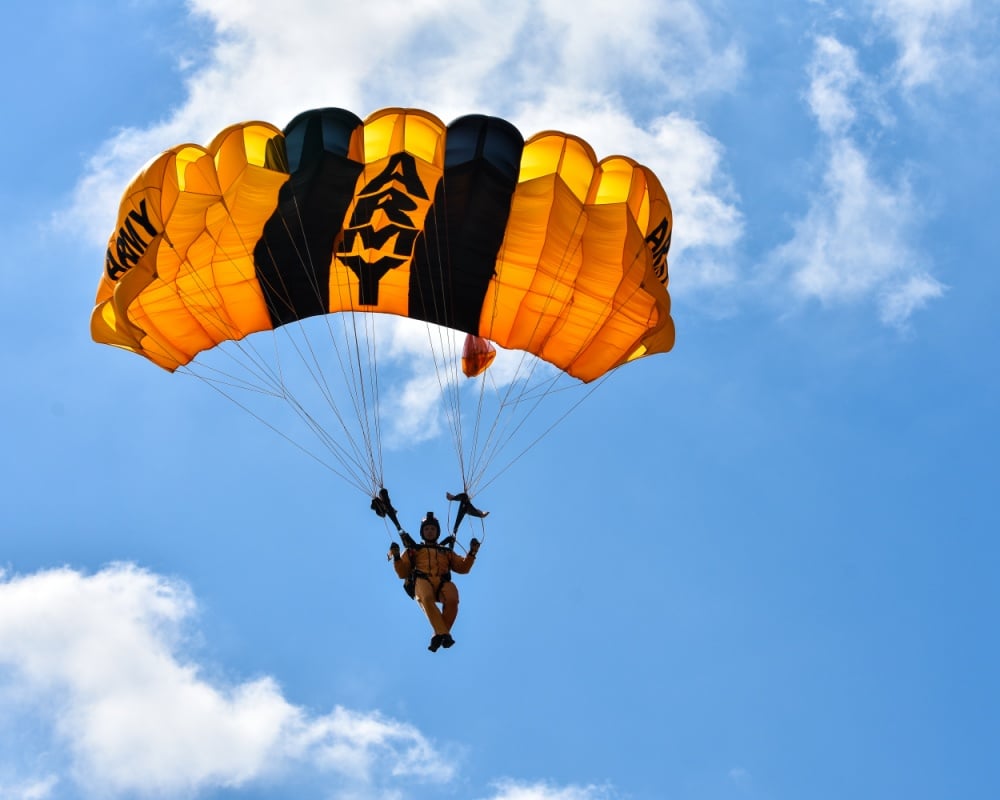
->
420, 511, 441, 542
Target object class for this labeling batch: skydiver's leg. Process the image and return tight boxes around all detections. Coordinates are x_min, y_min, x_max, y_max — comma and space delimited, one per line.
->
413, 578, 450, 636
440, 582, 460, 632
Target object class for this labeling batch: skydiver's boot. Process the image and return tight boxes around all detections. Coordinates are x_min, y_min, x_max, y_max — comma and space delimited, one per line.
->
440, 633, 455, 649
428, 634, 444, 652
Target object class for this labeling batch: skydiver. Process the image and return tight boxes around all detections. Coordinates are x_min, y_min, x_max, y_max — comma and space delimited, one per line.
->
388, 511, 480, 652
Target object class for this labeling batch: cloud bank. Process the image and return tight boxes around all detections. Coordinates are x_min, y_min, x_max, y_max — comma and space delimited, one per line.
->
0, 564, 452, 798
0, 564, 623, 800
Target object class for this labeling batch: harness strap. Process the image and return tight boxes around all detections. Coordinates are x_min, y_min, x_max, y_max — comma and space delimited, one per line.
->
407, 544, 453, 601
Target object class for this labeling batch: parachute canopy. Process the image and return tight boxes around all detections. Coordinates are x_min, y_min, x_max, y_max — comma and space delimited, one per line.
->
92, 106, 675, 499
92, 107, 673, 383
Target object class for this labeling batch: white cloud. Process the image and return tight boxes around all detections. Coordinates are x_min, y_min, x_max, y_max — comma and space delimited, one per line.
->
767, 35, 945, 326
0, 564, 453, 798
878, 273, 946, 327
806, 36, 867, 136
729, 766, 751, 785
776, 139, 920, 299
0, 776, 59, 800
0, 564, 625, 800
806, 34, 896, 136
480, 780, 616, 800
869, 0, 979, 90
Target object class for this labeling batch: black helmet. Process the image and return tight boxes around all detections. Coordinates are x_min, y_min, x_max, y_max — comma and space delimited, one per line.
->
420, 511, 441, 541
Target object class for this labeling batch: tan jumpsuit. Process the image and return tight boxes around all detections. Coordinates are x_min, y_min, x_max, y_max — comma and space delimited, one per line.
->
394, 544, 477, 635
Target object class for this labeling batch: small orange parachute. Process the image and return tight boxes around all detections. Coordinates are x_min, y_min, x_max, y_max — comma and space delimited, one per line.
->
462, 335, 497, 378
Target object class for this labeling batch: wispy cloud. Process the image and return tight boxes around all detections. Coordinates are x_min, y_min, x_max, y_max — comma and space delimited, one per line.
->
805, 35, 884, 136
0, 564, 453, 798
767, 34, 945, 327
869, 0, 982, 90
729, 766, 752, 785
479, 780, 617, 800
0, 776, 59, 800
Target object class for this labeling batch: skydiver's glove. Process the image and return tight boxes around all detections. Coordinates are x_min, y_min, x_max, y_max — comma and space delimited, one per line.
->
388, 542, 401, 561
468, 538, 481, 556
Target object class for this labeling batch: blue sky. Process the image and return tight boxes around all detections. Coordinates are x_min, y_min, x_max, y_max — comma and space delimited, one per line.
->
1, 1, 998, 798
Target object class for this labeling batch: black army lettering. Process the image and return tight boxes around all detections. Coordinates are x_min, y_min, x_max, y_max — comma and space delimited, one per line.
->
644, 217, 671, 285
105, 199, 158, 281
336, 152, 430, 305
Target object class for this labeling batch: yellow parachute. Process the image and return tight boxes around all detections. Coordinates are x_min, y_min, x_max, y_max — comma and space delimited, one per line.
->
92, 107, 674, 497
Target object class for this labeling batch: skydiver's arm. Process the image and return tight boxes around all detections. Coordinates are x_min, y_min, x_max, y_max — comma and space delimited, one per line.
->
393, 550, 413, 579
449, 549, 477, 574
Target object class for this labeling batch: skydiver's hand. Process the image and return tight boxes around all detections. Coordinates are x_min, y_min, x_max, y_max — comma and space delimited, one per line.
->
469, 538, 480, 555
389, 542, 401, 561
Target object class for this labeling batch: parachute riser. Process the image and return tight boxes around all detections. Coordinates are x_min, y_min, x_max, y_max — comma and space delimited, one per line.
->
446, 490, 489, 535
374, 486, 485, 554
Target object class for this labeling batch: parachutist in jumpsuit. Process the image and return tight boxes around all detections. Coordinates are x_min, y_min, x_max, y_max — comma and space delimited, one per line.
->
389, 512, 480, 652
